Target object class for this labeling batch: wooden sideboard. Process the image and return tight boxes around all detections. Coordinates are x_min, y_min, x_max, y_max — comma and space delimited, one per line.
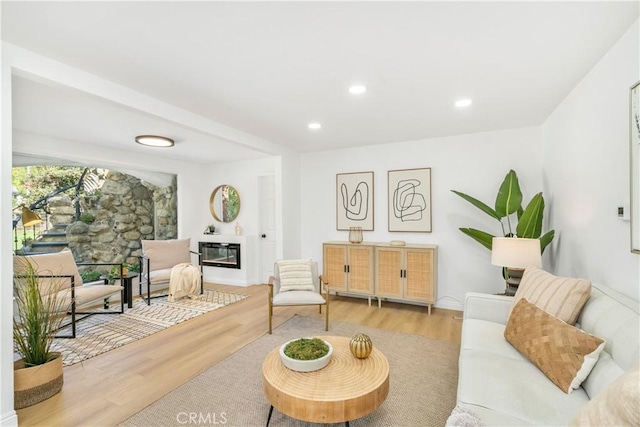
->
322, 242, 375, 305
322, 242, 437, 313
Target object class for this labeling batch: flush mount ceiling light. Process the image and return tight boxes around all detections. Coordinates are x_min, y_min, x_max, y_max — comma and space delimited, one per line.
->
308, 122, 322, 130
135, 135, 175, 147
348, 85, 367, 95
455, 99, 473, 108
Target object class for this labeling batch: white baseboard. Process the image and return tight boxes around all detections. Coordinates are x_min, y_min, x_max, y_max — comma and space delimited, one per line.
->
434, 300, 464, 312
1, 410, 18, 427
329, 292, 464, 312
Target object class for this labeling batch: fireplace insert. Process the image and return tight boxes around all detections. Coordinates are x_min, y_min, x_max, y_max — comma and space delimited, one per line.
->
199, 242, 241, 269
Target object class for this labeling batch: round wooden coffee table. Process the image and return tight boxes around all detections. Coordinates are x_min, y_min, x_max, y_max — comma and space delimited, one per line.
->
262, 336, 389, 426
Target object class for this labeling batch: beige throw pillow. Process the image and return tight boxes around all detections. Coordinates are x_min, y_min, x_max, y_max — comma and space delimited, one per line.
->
277, 259, 315, 292
505, 299, 605, 394
512, 266, 591, 325
570, 366, 640, 426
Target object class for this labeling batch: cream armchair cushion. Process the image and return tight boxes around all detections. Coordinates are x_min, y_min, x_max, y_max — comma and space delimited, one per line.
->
14, 249, 123, 308
139, 238, 202, 305
268, 260, 328, 334
141, 238, 191, 285
14, 249, 125, 338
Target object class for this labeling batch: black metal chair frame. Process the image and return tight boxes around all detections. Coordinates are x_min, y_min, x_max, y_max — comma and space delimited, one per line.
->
16, 269, 125, 339
138, 251, 203, 306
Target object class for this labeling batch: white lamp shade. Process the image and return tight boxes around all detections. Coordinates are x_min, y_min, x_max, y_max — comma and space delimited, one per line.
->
491, 237, 542, 269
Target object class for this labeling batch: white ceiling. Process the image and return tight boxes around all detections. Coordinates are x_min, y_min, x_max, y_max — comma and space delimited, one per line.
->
2, 1, 639, 164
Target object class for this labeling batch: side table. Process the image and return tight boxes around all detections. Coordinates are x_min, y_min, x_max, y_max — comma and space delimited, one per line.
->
102, 272, 137, 308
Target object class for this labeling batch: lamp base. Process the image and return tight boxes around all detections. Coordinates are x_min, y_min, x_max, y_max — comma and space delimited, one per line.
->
504, 268, 525, 296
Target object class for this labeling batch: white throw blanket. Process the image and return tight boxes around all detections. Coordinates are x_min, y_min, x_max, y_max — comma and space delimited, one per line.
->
168, 263, 200, 302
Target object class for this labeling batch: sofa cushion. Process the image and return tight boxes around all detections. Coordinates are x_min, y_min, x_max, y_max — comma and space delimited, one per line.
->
570, 366, 640, 426
505, 299, 605, 394
276, 259, 315, 292
461, 318, 523, 360
457, 347, 590, 426
577, 285, 639, 398
512, 266, 591, 325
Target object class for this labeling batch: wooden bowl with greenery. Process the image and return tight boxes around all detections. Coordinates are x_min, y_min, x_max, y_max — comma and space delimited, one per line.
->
279, 337, 333, 372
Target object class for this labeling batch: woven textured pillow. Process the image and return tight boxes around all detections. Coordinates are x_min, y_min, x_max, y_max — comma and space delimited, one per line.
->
570, 366, 640, 426
277, 259, 315, 293
505, 299, 605, 394
511, 266, 591, 325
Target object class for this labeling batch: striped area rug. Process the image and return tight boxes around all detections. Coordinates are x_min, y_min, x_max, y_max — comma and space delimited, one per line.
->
52, 290, 247, 366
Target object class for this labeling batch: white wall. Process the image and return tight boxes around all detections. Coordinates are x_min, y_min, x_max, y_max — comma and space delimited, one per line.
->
542, 21, 640, 301
281, 152, 302, 258
0, 10, 19, 425
301, 127, 542, 310
203, 157, 276, 237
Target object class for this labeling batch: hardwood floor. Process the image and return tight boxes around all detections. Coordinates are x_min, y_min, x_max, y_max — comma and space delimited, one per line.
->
16, 283, 462, 426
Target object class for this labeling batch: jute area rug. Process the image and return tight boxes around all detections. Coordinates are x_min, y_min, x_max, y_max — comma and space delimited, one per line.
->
120, 315, 460, 427
52, 290, 246, 366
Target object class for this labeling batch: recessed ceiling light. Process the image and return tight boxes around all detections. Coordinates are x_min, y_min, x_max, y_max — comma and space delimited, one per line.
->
135, 135, 174, 147
308, 122, 322, 130
348, 85, 367, 95
455, 99, 473, 108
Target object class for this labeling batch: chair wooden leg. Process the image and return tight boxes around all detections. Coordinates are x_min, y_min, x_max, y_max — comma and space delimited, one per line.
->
325, 303, 329, 331
268, 302, 273, 334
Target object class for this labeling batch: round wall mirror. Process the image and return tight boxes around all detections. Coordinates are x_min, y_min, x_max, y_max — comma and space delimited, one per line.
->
209, 185, 240, 223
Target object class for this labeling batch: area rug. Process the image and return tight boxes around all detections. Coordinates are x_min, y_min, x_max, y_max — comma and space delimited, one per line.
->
52, 290, 247, 366
120, 315, 460, 427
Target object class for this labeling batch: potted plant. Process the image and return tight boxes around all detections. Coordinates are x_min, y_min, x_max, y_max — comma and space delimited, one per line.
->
13, 259, 68, 409
279, 337, 333, 372
451, 169, 555, 252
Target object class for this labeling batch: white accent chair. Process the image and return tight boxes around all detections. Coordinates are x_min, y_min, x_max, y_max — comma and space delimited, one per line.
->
14, 249, 125, 338
268, 259, 329, 334
139, 238, 203, 305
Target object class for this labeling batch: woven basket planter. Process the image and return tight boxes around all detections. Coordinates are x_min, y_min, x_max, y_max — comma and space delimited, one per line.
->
14, 352, 63, 409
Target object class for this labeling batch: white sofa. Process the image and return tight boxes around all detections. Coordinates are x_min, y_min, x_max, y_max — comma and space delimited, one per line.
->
456, 283, 639, 426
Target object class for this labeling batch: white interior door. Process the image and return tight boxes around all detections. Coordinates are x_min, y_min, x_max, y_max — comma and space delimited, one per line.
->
259, 174, 277, 283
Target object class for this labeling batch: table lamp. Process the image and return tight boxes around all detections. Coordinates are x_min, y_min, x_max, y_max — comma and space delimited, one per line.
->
491, 237, 542, 296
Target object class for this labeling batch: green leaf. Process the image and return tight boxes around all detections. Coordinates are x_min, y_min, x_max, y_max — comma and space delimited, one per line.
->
516, 193, 544, 238
451, 190, 500, 220
459, 228, 496, 250
540, 230, 555, 254
495, 170, 523, 218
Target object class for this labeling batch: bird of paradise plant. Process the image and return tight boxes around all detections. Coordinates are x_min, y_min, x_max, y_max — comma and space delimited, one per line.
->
451, 169, 555, 253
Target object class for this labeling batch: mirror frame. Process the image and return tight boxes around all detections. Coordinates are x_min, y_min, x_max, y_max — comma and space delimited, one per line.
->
209, 185, 241, 223
629, 80, 640, 253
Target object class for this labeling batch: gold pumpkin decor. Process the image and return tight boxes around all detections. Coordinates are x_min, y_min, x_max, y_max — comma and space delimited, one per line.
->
349, 333, 373, 359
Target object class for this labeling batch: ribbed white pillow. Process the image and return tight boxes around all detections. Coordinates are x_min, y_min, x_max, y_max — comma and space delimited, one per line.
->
511, 266, 591, 325
277, 259, 315, 293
